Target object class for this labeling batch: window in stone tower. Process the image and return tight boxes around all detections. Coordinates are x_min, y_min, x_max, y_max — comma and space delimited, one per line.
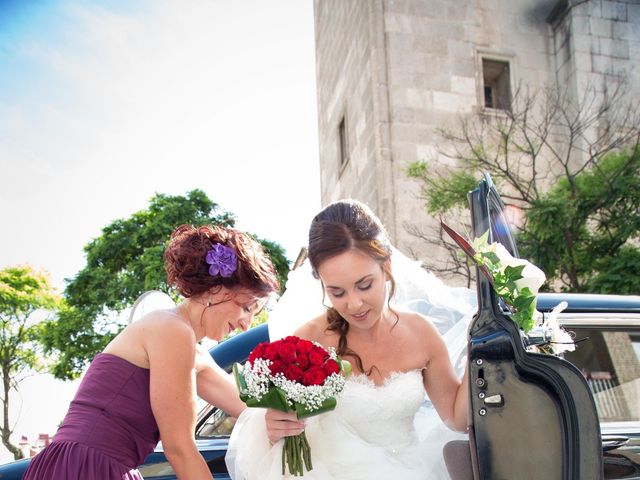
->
338, 115, 349, 168
482, 58, 511, 111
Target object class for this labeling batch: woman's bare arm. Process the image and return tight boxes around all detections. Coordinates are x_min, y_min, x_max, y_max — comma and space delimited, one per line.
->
145, 315, 213, 479
195, 344, 246, 418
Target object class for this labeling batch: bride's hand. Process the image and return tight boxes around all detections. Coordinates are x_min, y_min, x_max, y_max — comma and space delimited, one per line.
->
265, 409, 305, 445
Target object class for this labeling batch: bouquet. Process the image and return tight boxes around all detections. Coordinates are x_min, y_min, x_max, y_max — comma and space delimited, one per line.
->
233, 335, 351, 476
442, 223, 575, 354
470, 230, 546, 332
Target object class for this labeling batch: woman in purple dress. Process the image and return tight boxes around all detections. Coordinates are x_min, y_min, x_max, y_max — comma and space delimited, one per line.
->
24, 224, 280, 480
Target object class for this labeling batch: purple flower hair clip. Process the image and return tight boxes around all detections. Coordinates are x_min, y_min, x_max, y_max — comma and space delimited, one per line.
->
205, 243, 238, 278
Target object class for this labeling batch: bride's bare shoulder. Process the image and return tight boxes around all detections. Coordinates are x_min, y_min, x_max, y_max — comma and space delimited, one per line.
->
293, 313, 332, 343
398, 310, 442, 338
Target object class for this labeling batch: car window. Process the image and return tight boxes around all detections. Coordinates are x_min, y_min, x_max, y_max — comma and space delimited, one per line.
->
562, 325, 639, 423
196, 406, 237, 438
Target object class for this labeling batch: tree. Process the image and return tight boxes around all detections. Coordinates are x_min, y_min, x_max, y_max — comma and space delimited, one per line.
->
407, 81, 640, 291
41, 190, 290, 379
522, 148, 640, 293
0, 265, 60, 460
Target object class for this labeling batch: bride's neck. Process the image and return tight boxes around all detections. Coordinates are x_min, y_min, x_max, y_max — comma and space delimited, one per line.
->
348, 312, 392, 344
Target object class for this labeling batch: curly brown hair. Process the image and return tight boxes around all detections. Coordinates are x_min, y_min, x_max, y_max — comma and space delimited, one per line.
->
164, 224, 280, 298
308, 199, 398, 375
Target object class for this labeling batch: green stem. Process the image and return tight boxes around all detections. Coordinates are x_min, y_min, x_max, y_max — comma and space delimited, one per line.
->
292, 435, 300, 475
281, 433, 314, 476
301, 431, 312, 471
281, 438, 286, 476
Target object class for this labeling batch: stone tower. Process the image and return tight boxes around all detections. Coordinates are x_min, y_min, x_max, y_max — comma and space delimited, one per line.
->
312, 0, 640, 276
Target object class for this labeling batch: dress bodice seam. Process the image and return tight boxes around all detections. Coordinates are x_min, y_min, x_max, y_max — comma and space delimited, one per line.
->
348, 367, 426, 388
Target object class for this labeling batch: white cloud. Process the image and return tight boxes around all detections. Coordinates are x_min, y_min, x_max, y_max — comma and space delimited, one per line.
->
0, 0, 319, 461
0, 0, 320, 291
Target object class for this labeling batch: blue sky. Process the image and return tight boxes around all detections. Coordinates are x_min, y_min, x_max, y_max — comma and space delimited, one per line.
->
0, 0, 320, 291
0, 0, 319, 461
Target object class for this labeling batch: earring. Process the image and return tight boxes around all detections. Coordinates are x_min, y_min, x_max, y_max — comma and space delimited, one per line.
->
207, 295, 212, 307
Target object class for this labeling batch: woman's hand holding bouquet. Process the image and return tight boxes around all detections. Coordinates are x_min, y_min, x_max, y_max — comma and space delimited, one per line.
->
233, 335, 351, 476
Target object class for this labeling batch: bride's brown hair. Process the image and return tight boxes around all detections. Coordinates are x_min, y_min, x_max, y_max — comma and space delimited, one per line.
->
307, 199, 398, 376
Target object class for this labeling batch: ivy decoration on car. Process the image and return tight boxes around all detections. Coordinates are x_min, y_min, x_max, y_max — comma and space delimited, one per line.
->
441, 222, 576, 355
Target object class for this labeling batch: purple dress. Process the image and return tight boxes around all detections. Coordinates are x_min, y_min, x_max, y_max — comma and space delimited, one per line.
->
24, 353, 160, 480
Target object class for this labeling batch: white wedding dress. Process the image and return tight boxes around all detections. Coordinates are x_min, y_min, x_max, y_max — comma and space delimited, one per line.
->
226, 248, 475, 479
227, 368, 468, 479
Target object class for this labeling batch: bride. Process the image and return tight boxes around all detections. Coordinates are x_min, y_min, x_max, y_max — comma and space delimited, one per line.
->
226, 199, 475, 479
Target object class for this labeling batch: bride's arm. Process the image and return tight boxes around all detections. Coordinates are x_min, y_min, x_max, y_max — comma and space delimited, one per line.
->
421, 320, 469, 432
450, 366, 469, 432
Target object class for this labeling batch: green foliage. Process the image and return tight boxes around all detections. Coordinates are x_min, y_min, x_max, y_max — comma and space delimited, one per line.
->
583, 246, 640, 294
472, 232, 539, 332
520, 148, 640, 292
0, 265, 60, 459
406, 160, 477, 214
41, 190, 290, 379
406, 83, 640, 291
253, 237, 289, 293
0, 265, 60, 372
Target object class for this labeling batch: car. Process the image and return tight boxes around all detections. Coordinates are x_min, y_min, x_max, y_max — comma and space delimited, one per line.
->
536, 293, 640, 479
133, 293, 640, 480
1, 300, 637, 480
443, 173, 639, 480
1, 174, 638, 479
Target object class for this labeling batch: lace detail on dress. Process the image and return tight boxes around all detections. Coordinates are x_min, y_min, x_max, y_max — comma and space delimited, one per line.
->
333, 369, 426, 452
347, 368, 426, 387
226, 366, 468, 480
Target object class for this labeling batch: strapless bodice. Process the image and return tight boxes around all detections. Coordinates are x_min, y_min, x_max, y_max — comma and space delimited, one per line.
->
333, 369, 426, 451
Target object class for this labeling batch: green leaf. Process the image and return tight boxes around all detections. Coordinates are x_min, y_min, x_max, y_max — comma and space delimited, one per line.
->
503, 265, 525, 280
482, 252, 501, 265
241, 386, 290, 412
471, 230, 490, 251
295, 397, 337, 419
233, 363, 248, 394
339, 358, 352, 379
513, 294, 535, 311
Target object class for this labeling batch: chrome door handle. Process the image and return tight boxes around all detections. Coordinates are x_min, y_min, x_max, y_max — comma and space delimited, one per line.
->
601, 435, 630, 451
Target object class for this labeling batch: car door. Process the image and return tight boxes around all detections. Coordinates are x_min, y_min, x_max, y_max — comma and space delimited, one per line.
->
466, 173, 603, 479
559, 307, 640, 479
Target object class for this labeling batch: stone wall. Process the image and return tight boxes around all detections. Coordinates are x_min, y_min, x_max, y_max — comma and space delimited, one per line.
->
313, 0, 640, 281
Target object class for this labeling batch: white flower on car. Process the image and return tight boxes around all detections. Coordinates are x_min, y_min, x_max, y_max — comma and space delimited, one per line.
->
470, 231, 547, 332
543, 301, 576, 355
442, 224, 578, 355
489, 242, 546, 297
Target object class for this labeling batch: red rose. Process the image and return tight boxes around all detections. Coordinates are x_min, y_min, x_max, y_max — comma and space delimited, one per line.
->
323, 359, 340, 376
248, 342, 267, 365
295, 340, 313, 354
313, 345, 329, 357
296, 353, 310, 370
302, 366, 327, 386
284, 365, 304, 382
263, 344, 280, 362
308, 350, 325, 366
269, 360, 284, 376
277, 341, 296, 363
283, 336, 299, 344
